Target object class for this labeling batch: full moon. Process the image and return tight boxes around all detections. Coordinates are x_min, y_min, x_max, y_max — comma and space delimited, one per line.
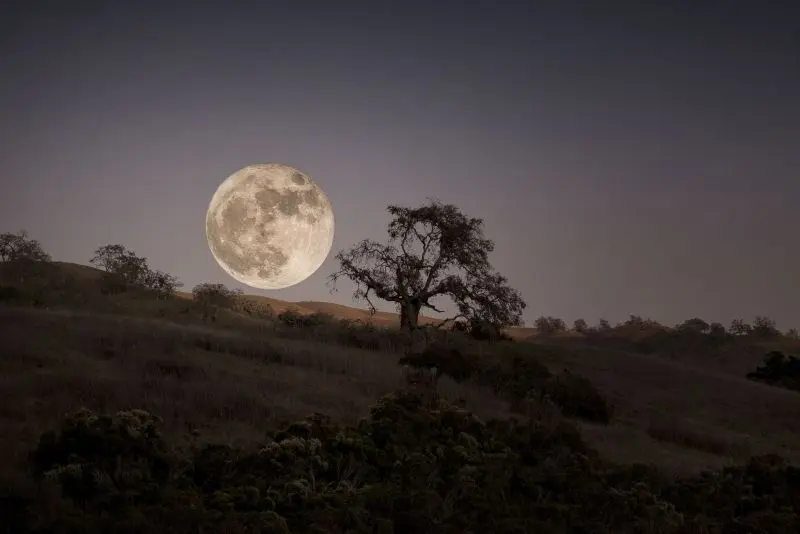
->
205, 163, 335, 290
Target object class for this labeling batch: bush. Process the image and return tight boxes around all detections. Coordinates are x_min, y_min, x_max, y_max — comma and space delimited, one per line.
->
276, 308, 332, 328
466, 318, 514, 342
29, 407, 173, 525
746, 351, 800, 391
534, 315, 567, 335
16, 392, 800, 534
191, 283, 242, 308
191, 283, 243, 322
540, 370, 613, 424
0, 284, 24, 302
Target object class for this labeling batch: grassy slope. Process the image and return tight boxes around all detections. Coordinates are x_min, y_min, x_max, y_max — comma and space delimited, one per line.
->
2, 260, 800, 482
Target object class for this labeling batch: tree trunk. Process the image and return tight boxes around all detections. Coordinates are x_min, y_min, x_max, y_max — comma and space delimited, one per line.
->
400, 299, 426, 354
400, 298, 422, 331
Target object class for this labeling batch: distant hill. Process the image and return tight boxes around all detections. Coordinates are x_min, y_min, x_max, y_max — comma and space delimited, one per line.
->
38, 262, 533, 338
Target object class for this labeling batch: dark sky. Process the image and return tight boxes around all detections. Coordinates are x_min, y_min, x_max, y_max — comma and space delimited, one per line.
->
2, 1, 798, 329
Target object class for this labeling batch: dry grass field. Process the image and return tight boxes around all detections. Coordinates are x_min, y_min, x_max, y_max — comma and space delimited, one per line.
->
0, 304, 509, 470
1, 263, 799, 479
3, 261, 800, 532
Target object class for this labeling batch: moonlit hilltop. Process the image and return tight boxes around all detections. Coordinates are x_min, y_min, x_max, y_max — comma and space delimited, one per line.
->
2, 1, 799, 532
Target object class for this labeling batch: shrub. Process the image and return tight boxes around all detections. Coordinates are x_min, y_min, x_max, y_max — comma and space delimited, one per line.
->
276, 308, 334, 328
397, 345, 479, 383
191, 283, 242, 308
13, 392, 800, 533
0, 284, 24, 302
746, 351, 800, 391
534, 315, 567, 335
676, 317, 710, 334
467, 318, 514, 341
540, 370, 613, 424
573, 318, 589, 333
29, 408, 173, 510
752, 315, 780, 338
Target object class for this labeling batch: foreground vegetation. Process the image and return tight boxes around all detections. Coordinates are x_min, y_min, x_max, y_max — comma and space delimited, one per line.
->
5, 391, 800, 534
2, 286, 800, 532
2, 222, 800, 532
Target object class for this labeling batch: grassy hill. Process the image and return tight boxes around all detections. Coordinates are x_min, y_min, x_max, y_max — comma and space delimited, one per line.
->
2, 259, 800, 532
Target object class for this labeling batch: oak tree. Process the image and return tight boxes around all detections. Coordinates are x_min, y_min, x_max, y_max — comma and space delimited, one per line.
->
191, 282, 242, 321
90, 244, 181, 298
329, 200, 526, 341
573, 318, 589, 333
730, 318, 751, 336
534, 316, 567, 334
0, 230, 51, 285
677, 317, 710, 334
0, 230, 51, 263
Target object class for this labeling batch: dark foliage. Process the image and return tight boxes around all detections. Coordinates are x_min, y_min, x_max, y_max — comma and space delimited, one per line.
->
746, 351, 800, 391
8, 393, 800, 534
329, 200, 525, 334
540, 370, 613, 424
278, 308, 336, 329
399, 344, 612, 425
90, 244, 181, 298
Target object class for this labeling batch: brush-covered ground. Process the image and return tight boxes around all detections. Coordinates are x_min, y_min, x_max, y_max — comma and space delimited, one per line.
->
2, 261, 800, 533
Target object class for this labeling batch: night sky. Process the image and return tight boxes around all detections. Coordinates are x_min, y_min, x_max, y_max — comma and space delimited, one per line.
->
2, 1, 798, 329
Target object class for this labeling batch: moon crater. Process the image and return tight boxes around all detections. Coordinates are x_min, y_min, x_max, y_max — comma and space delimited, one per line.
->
205, 163, 335, 289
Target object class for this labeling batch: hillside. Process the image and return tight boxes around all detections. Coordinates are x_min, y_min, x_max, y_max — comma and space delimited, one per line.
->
2, 259, 800, 532
38, 261, 534, 337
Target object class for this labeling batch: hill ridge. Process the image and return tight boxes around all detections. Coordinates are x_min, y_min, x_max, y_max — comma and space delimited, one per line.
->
48, 261, 533, 336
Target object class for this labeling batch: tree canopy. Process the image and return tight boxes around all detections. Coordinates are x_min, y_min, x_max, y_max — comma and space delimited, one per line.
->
0, 230, 51, 263
90, 244, 181, 299
329, 200, 526, 336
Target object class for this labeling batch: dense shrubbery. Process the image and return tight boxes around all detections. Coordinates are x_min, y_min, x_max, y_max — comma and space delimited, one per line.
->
399, 344, 613, 425
747, 351, 800, 392
6, 392, 800, 534
540, 370, 612, 424
278, 308, 336, 329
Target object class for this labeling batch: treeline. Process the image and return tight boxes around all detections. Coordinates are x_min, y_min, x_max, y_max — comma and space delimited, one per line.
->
2, 230, 797, 340
533, 314, 796, 340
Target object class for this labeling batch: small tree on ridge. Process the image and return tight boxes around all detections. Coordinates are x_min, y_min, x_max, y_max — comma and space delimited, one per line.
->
0, 231, 51, 263
90, 244, 180, 298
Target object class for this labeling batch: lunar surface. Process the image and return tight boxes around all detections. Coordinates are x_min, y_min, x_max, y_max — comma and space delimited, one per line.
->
205, 163, 335, 290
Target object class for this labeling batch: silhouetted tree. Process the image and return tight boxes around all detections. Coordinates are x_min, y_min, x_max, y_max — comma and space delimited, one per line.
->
597, 318, 612, 332
573, 318, 588, 333
787, 328, 799, 340
708, 322, 727, 339
90, 244, 150, 286
90, 244, 181, 297
191, 282, 242, 320
534, 316, 566, 335
677, 317, 710, 334
0, 230, 51, 285
329, 200, 526, 350
192, 283, 241, 308
236, 298, 274, 319
752, 316, 779, 338
466, 317, 513, 341
144, 269, 182, 300
730, 319, 751, 336
746, 351, 800, 391
625, 315, 645, 327
0, 230, 50, 263
621, 315, 662, 330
